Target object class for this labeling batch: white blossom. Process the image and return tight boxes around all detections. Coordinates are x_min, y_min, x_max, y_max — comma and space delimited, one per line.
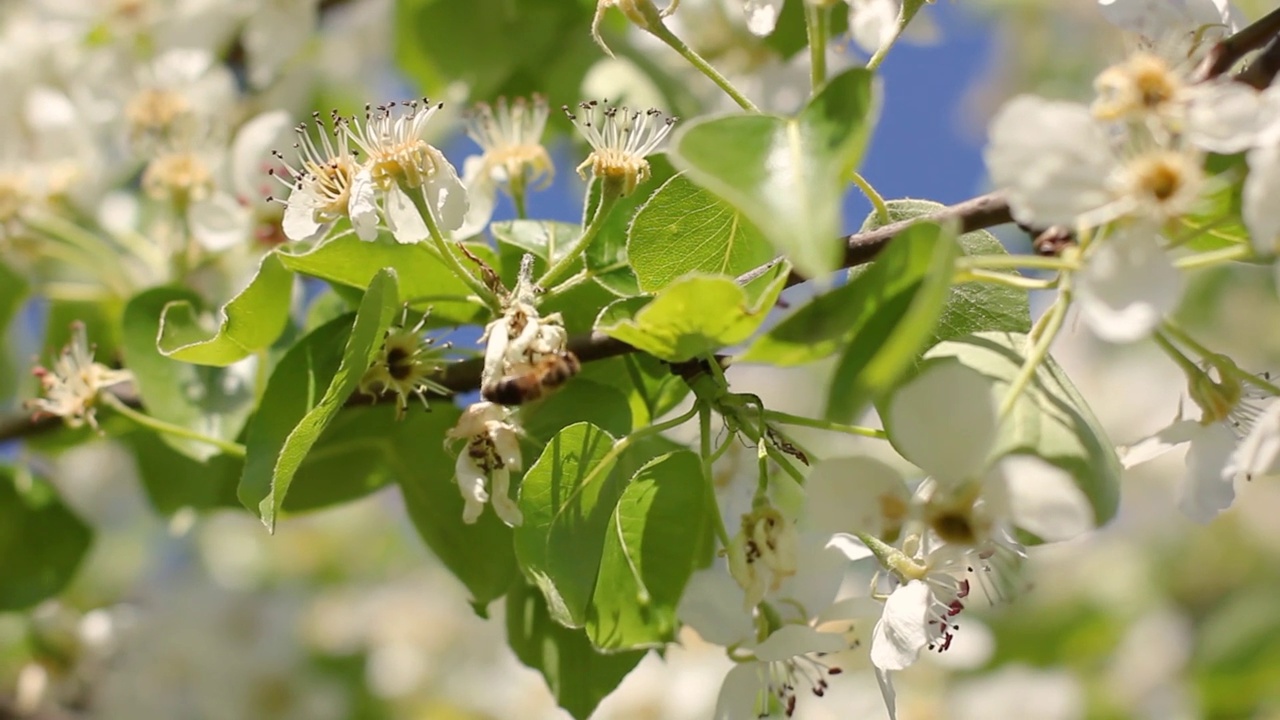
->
26, 322, 131, 430
457, 96, 554, 238
564, 100, 677, 197
446, 402, 523, 526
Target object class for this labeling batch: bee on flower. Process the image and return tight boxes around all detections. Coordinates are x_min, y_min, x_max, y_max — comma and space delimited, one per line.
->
26, 322, 132, 431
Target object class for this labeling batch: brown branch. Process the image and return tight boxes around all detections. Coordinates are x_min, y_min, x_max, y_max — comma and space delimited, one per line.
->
1196, 5, 1280, 82
1236, 38, 1280, 89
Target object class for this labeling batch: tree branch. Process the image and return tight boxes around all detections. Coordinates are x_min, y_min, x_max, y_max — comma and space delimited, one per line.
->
1196, 5, 1280, 82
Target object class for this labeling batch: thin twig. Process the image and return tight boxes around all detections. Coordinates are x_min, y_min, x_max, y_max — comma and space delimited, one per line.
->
1195, 5, 1280, 81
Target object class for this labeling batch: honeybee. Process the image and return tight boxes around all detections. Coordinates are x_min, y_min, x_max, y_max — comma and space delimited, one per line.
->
482, 351, 581, 406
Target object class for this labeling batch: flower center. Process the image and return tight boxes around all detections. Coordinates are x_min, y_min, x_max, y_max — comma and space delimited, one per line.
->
142, 152, 212, 205
126, 88, 192, 139
1093, 53, 1181, 121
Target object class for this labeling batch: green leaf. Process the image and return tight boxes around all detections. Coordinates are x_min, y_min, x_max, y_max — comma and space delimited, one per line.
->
515, 422, 627, 628
825, 221, 959, 422
596, 271, 786, 363
922, 332, 1121, 526
522, 379, 634, 442
0, 260, 29, 402
0, 467, 92, 610
282, 404, 402, 512
277, 234, 495, 325
393, 405, 519, 611
858, 199, 1031, 343
507, 580, 645, 720
669, 69, 879, 278
578, 354, 691, 428
587, 450, 711, 651
1180, 152, 1251, 253
125, 431, 241, 515
589, 155, 678, 297
395, 0, 598, 102
238, 269, 399, 531
123, 288, 257, 461
491, 220, 582, 265
157, 253, 293, 366
628, 173, 776, 292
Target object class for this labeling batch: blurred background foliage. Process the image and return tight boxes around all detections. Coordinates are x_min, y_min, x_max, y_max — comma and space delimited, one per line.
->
3, 0, 1280, 718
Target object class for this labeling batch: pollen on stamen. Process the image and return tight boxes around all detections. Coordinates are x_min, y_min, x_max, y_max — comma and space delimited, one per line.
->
563, 99, 677, 197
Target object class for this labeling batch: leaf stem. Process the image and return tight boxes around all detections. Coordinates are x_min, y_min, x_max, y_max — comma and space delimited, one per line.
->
101, 394, 246, 458
806, 2, 830, 92
701, 402, 733, 549
647, 22, 760, 112
1173, 243, 1254, 270
409, 188, 502, 312
1162, 322, 1280, 395
998, 280, 1071, 418
850, 172, 890, 226
539, 180, 623, 290
955, 254, 1079, 272
762, 408, 888, 440
865, 0, 931, 70
952, 268, 1059, 291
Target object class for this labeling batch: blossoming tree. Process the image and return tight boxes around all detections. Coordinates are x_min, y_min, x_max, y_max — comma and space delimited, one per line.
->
2, 0, 1280, 717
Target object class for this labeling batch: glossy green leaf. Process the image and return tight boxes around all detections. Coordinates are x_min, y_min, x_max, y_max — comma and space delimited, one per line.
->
491, 220, 582, 264
825, 221, 959, 422
393, 405, 520, 612
522, 379, 634, 442
123, 288, 257, 461
0, 260, 29, 402
157, 253, 293, 366
125, 430, 242, 515
515, 422, 627, 628
507, 580, 645, 720
589, 155, 678, 297
921, 332, 1121, 526
277, 234, 495, 325
587, 450, 711, 651
282, 404, 401, 512
858, 199, 1031, 343
0, 467, 92, 610
596, 270, 787, 363
239, 269, 399, 531
669, 69, 879, 278
628, 173, 776, 292
1181, 152, 1250, 253
578, 354, 691, 429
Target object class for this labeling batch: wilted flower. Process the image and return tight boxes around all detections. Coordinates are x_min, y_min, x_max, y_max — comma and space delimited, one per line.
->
727, 505, 799, 610
26, 322, 132, 430
357, 307, 451, 419
446, 402, 523, 526
564, 101, 676, 197
345, 99, 468, 244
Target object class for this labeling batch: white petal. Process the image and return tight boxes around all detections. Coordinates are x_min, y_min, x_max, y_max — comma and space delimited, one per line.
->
1119, 419, 1201, 467
713, 664, 763, 720
1245, 143, 1280, 255
230, 110, 292, 200
805, 456, 911, 537
985, 96, 1117, 227
1076, 232, 1183, 344
426, 158, 469, 233
243, 0, 317, 88
282, 193, 324, 242
456, 454, 489, 525
1185, 82, 1265, 154
993, 455, 1094, 542
455, 155, 497, 239
886, 361, 997, 484
1179, 422, 1237, 523
349, 171, 380, 241
1229, 401, 1280, 478
849, 0, 901, 55
775, 533, 847, 614
187, 194, 249, 251
490, 469, 523, 527
875, 667, 899, 720
870, 581, 930, 671
386, 184, 430, 244
755, 625, 846, 662
743, 0, 785, 36
677, 568, 752, 646
492, 427, 522, 471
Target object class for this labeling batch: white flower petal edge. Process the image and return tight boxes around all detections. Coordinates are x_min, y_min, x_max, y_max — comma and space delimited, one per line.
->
713, 663, 762, 720
986, 95, 1117, 227
870, 580, 931, 671
848, 0, 901, 55
1075, 231, 1183, 344
1244, 141, 1280, 254
886, 360, 997, 484
1119, 418, 1201, 467
805, 456, 911, 538
744, 0, 786, 36
993, 455, 1094, 542
1228, 401, 1280, 479
1180, 421, 1237, 523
